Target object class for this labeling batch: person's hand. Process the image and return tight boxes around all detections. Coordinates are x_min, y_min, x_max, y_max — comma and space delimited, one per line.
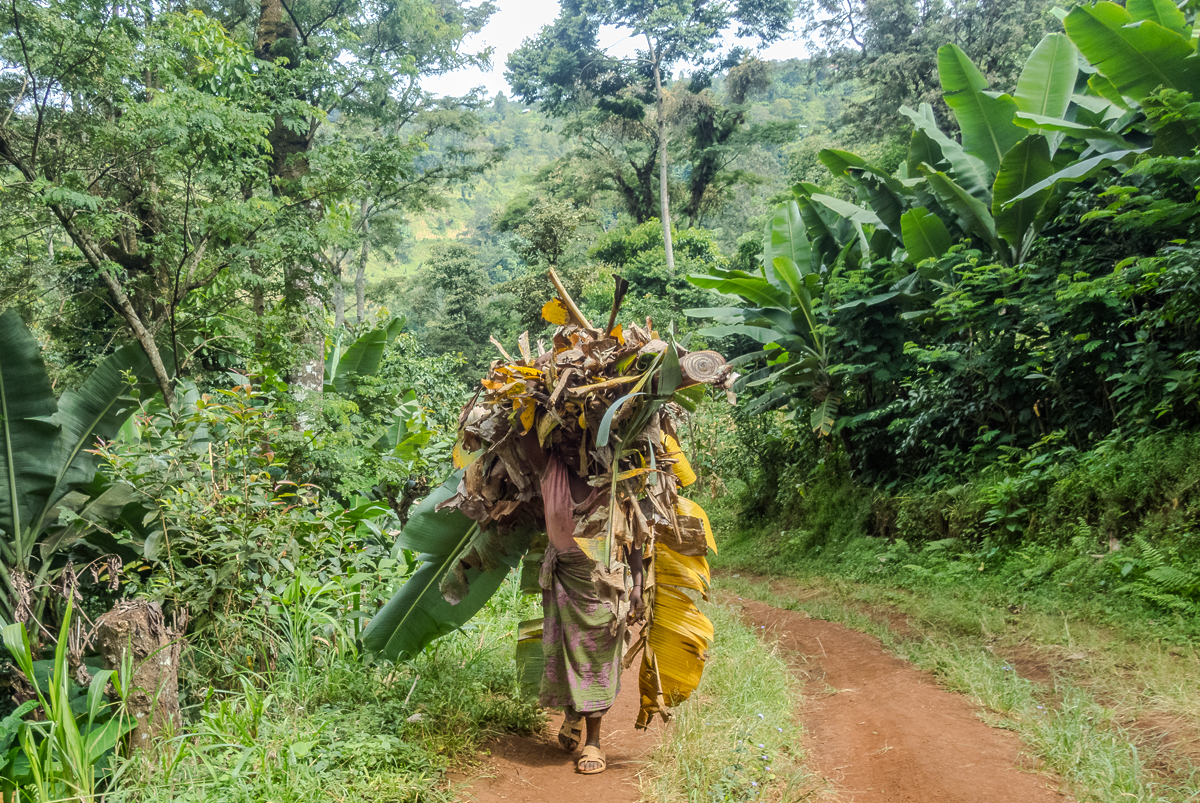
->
627, 586, 643, 624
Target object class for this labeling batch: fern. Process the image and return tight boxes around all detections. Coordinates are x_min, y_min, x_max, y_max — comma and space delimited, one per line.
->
1144, 565, 1200, 596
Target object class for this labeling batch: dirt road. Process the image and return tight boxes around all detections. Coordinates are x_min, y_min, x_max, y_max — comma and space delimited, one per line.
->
737, 597, 1071, 802
458, 653, 656, 803
460, 593, 1072, 802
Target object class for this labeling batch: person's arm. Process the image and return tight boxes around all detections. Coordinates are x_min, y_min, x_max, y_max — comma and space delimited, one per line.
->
627, 544, 644, 622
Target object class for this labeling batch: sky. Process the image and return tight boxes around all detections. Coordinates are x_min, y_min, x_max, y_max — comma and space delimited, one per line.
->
421, 0, 807, 99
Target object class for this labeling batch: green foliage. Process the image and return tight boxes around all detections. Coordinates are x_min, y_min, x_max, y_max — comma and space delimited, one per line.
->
0, 310, 166, 626
1, 599, 132, 800
94, 382, 402, 662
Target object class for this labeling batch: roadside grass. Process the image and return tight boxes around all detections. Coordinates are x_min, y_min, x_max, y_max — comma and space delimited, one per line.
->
111, 573, 542, 803
642, 601, 813, 803
719, 574, 1200, 803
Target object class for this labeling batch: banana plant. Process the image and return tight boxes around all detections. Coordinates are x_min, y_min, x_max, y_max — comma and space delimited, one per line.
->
324, 315, 407, 395
0, 310, 166, 627
812, 26, 1161, 269
688, 200, 842, 435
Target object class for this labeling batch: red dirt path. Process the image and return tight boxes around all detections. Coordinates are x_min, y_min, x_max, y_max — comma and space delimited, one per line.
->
458, 596, 1075, 802
736, 597, 1073, 803
458, 654, 656, 803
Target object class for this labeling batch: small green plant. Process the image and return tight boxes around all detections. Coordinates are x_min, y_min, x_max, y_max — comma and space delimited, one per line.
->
1, 598, 132, 800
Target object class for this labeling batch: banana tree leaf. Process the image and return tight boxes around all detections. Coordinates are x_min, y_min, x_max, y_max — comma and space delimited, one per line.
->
1015, 34, 1078, 119
1126, 0, 1187, 36
394, 471, 472, 556
1009, 148, 1148, 202
763, 201, 812, 281
810, 394, 841, 436
0, 310, 62, 556
920, 166, 1002, 255
688, 274, 791, 308
362, 542, 522, 661
324, 316, 406, 395
796, 195, 851, 270
35, 341, 165, 538
1083, 76, 1131, 111
993, 135, 1056, 257
901, 104, 993, 200
699, 325, 784, 345
1013, 112, 1137, 147
1064, 3, 1200, 103
938, 44, 1026, 174
900, 207, 954, 264
809, 194, 883, 227
596, 392, 644, 448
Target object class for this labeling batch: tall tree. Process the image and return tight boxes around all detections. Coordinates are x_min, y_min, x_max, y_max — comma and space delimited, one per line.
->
1, 0, 493, 399
507, 0, 796, 273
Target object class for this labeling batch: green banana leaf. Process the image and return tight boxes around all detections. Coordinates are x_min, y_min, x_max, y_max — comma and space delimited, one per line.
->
0, 309, 60, 556
361, 471, 533, 660
1126, 0, 1187, 33
992, 135, 1056, 259
1014, 34, 1078, 119
762, 201, 812, 282
900, 208, 954, 265
938, 44, 1026, 174
1009, 148, 1148, 203
324, 315, 407, 395
901, 104, 993, 201
1064, 2, 1199, 104
919, 166, 1002, 256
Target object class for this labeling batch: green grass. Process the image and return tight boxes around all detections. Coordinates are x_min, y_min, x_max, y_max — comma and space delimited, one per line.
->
720, 575, 1200, 803
641, 599, 812, 803
110, 574, 542, 803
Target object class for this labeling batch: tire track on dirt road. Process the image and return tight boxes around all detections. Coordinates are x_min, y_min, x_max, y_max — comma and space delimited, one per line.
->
735, 596, 1073, 803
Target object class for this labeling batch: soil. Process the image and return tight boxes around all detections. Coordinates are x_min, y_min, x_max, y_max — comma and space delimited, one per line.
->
733, 595, 1072, 802
457, 653, 657, 803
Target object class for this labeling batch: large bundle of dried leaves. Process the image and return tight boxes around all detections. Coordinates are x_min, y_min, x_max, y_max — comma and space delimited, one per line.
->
439, 276, 737, 727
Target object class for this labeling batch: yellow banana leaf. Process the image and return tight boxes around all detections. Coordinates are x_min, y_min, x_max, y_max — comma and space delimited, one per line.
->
542, 298, 570, 325
675, 496, 717, 554
452, 439, 479, 469
661, 434, 697, 487
638, 545, 713, 726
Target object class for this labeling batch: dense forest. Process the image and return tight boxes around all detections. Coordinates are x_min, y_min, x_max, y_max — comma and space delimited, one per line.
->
2, 0, 1200, 798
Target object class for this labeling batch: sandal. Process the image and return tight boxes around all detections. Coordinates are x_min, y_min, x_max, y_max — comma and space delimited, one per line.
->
576, 745, 607, 775
558, 717, 584, 752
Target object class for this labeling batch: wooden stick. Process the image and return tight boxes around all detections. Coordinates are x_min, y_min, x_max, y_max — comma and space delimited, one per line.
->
548, 267, 594, 329
606, 275, 629, 336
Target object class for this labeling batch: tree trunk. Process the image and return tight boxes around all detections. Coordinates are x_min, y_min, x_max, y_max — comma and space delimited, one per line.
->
649, 38, 675, 276
93, 601, 186, 751
356, 204, 369, 326
333, 260, 345, 330
256, 0, 325, 396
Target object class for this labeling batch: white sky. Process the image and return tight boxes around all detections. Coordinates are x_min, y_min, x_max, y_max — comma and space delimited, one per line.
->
422, 0, 807, 99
